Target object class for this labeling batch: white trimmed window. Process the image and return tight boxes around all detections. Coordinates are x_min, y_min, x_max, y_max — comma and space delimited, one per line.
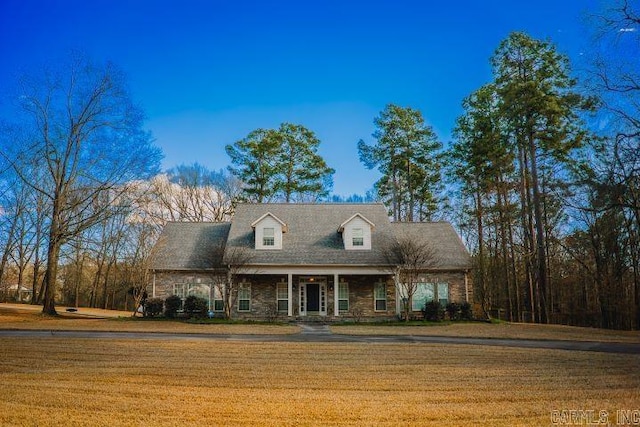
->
437, 283, 449, 306
173, 283, 187, 299
352, 228, 364, 246
276, 282, 288, 312
411, 282, 435, 311
338, 281, 349, 312
374, 282, 387, 311
263, 227, 275, 246
238, 283, 251, 312
213, 286, 224, 312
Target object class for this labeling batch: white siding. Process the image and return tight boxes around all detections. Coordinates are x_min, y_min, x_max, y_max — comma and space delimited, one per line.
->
342, 217, 372, 250
254, 216, 284, 249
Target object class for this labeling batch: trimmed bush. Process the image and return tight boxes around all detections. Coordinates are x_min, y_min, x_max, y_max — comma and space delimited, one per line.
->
164, 295, 183, 318
422, 300, 444, 322
144, 298, 164, 317
446, 302, 461, 321
460, 302, 474, 320
183, 295, 208, 318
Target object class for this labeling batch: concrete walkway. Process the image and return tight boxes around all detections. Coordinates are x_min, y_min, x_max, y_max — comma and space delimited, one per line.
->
1, 326, 638, 355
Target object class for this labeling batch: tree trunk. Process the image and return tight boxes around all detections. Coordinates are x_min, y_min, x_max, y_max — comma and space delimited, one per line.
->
42, 236, 61, 315
528, 132, 549, 323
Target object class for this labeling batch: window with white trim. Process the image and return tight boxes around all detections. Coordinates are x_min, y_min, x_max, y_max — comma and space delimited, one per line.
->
338, 281, 349, 312
173, 283, 186, 299
374, 282, 387, 311
238, 283, 251, 312
263, 227, 275, 246
408, 282, 449, 311
437, 283, 449, 306
276, 282, 288, 312
213, 285, 224, 312
411, 282, 435, 311
352, 228, 364, 246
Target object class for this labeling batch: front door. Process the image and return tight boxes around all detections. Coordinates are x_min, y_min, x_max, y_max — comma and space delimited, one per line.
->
299, 279, 327, 316
307, 283, 320, 311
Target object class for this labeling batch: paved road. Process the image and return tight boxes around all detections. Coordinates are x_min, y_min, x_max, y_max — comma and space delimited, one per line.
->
1, 324, 638, 354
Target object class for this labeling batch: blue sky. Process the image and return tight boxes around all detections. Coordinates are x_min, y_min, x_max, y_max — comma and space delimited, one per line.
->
0, 0, 597, 196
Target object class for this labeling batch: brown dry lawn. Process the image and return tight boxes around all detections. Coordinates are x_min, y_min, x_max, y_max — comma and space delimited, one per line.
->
0, 337, 638, 426
1, 304, 640, 425
0, 303, 299, 335
331, 322, 640, 343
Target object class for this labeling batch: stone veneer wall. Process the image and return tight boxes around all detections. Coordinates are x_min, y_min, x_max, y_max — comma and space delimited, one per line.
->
151, 269, 471, 320
415, 271, 472, 304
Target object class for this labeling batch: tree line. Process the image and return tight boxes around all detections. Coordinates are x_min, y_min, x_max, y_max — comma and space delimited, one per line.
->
0, 2, 638, 329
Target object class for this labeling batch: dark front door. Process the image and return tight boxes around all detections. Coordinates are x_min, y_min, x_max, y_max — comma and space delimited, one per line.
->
306, 283, 320, 312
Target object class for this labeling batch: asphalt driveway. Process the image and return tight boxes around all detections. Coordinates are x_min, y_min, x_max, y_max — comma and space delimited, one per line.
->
1, 323, 638, 354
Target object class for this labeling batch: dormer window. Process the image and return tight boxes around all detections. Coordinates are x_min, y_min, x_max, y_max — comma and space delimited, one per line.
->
338, 213, 374, 250
263, 227, 275, 246
251, 212, 287, 250
352, 228, 364, 246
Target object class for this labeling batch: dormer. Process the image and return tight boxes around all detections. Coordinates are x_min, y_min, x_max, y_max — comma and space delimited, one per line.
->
338, 213, 375, 250
251, 212, 287, 250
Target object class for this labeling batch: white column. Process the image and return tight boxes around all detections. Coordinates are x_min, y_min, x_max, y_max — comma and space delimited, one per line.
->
334, 273, 340, 317
152, 272, 156, 298
464, 272, 469, 303
287, 273, 293, 317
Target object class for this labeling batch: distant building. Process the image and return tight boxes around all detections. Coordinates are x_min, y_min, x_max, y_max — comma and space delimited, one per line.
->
150, 203, 472, 320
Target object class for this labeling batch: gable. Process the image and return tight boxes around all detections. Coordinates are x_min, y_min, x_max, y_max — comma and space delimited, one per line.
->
338, 213, 375, 250
251, 212, 286, 250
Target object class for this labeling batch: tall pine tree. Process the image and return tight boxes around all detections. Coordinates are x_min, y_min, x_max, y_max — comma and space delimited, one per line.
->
358, 104, 442, 221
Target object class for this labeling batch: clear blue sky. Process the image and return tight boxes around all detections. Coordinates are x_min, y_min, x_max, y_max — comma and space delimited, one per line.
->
0, 0, 597, 196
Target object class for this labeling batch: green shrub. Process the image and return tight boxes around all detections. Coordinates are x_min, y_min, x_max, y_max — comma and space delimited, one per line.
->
183, 295, 208, 318
422, 300, 444, 322
460, 302, 473, 320
144, 298, 164, 317
446, 302, 461, 321
164, 295, 183, 318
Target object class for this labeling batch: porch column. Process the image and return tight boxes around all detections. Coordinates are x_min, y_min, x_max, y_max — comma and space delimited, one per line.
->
334, 273, 340, 317
152, 272, 156, 298
464, 272, 469, 303
287, 273, 293, 317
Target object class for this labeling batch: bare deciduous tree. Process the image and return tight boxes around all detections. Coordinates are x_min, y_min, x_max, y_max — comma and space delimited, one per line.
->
211, 244, 255, 320
385, 235, 439, 321
1, 52, 162, 315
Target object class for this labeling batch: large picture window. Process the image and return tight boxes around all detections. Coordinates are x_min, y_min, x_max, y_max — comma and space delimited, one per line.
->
238, 283, 251, 312
410, 282, 449, 311
374, 282, 387, 311
411, 283, 435, 311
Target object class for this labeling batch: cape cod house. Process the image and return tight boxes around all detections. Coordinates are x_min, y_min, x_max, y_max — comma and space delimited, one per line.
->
149, 203, 472, 320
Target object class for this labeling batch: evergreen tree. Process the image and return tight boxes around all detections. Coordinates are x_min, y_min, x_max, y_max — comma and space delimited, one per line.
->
225, 129, 282, 202
226, 123, 334, 202
490, 32, 592, 323
358, 104, 442, 221
277, 123, 334, 202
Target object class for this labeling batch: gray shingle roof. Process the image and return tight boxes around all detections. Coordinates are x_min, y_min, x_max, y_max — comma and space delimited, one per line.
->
150, 222, 230, 270
391, 222, 472, 270
150, 204, 471, 271
224, 203, 398, 266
